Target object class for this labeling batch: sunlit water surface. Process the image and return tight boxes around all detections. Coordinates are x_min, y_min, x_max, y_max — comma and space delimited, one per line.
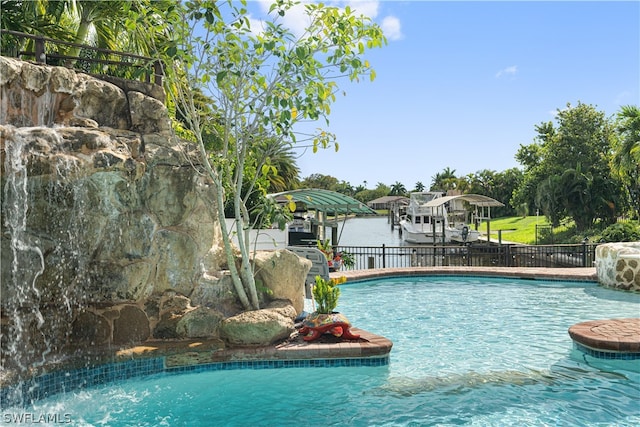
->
5, 277, 640, 426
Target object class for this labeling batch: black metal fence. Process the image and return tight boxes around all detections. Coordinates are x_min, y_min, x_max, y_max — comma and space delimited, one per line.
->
1, 30, 163, 85
335, 242, 597, 270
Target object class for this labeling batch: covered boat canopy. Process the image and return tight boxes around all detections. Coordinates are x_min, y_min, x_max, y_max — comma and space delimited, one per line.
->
268, 188, 376, 215
424, 194, 504, 208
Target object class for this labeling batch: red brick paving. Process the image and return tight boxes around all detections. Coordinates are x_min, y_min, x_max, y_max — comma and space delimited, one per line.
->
568, 318, 640, 352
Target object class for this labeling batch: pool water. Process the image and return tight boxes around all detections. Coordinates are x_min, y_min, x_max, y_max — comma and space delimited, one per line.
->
5, 277, 640, 426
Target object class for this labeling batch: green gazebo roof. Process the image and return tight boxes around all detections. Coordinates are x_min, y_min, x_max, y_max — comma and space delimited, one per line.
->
268, 188, 376, 215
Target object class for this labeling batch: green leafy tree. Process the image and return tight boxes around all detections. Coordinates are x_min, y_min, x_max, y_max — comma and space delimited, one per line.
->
612, 105, 640, 218
166, 0, 385, 310
1, 0, 177, 79
300, 173, 341, 191
535, 175, 564, 227
334, 181, 355, 197
515, 102, 624, 231
413, 181, 425, 192
355, 182, 390, 203
465, 168, 522, 217
513, 120, 558, 215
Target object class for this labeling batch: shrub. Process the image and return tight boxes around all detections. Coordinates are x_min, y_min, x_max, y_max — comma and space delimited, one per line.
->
599, 222, 640, 242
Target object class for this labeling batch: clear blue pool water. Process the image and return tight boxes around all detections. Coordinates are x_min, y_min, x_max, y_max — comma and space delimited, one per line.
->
5, 276, 640, 426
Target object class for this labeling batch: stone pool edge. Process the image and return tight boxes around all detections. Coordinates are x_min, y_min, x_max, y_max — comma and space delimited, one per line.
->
332, 266, 599, 282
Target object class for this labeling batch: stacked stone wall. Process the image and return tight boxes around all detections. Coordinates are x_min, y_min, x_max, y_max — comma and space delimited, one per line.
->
595, 242, 640, 292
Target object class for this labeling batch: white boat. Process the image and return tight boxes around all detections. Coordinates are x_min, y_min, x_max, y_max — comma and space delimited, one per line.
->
398, 192, 503, 244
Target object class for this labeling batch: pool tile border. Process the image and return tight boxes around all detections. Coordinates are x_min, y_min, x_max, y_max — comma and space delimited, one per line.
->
1, 328, 391, 408
573, 343, 640, 360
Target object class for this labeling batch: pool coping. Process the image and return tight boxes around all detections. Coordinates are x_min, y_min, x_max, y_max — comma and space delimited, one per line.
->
569, 318, 640, 353
332, 266, 599, 282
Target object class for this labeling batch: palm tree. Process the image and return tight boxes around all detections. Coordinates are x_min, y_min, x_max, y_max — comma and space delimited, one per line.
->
389, 181, 406, 196
1, 0, 70, 56
430, 167, 458, 191
4, 1, 174, 66
261, 142, 300, 193
535, 175, 564, 227
560, 165, 594, 231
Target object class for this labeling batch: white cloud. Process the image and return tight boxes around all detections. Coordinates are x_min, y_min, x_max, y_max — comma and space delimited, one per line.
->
247, 15, 266, 36
495, 65, 518, 78
254, 0, 311, 38
346, 0, 380, 19
381, 15, 403, 41
254, 1, 402, 42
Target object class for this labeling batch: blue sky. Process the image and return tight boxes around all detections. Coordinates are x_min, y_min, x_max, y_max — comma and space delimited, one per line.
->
247, 1, 640, 190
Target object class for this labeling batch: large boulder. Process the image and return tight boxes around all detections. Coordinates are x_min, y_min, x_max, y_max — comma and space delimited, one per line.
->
176, 307, 225, 338
219, 301, 296, 346
253, 249, 311, 314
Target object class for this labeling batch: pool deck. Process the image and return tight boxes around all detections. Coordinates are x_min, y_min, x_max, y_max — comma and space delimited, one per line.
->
331, 265, 599, 282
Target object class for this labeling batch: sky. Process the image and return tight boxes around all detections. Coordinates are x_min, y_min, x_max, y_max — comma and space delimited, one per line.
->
246, 1, 640, 190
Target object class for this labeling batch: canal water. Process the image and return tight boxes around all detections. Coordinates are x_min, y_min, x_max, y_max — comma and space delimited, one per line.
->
333, 215, 404, 246
230, 215, 402, 250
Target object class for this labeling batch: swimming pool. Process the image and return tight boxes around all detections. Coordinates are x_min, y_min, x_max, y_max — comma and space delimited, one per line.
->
4, 276, 640, 426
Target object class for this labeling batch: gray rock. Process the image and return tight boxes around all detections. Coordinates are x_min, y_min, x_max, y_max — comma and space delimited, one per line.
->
219, 307, 295, 346
254, 250, 311, 314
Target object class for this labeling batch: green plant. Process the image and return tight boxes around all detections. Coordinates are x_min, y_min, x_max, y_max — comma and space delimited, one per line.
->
340, 250, 355, 269
599, 222, 640, 242
312, 275, 346, 314
316, 239, 333, 260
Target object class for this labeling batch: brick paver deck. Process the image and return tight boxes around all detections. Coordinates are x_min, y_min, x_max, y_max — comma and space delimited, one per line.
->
569, 318, 640, 352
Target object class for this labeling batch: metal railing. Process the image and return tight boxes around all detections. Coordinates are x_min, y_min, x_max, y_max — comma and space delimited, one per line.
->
335, 242, 598, 270
1, 30, 163, 85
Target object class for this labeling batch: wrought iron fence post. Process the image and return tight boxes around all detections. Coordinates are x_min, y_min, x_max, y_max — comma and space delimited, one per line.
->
505, 244, 511, 267
382, 244, 386, 269
582, 240, 587, 267
153, 60, 164, 86
35, 36, 45, 63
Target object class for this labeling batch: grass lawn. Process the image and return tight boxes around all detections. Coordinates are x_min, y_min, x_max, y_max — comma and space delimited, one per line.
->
477, 216, 571, 244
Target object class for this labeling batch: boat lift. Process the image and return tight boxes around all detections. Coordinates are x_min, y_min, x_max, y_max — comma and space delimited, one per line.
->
424, 194, 504, 244
267, 188, 376, 247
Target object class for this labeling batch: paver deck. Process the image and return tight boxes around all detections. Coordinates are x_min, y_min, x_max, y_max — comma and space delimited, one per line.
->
569, 318, 640, 352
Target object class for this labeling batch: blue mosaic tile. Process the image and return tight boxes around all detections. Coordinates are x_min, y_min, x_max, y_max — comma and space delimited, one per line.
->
1, 358, 166, 408
574, 342, 640, 360
1, 355, 388, 408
